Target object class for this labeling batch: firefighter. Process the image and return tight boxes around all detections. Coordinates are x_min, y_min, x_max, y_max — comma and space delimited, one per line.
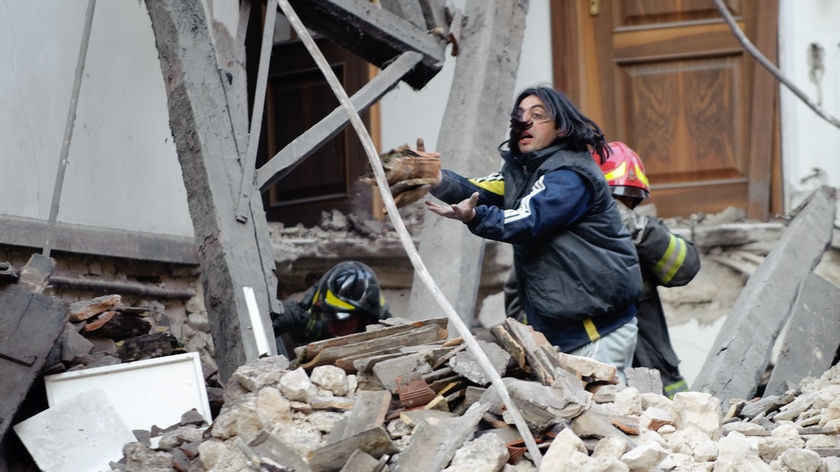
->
270, 261, 390, 354
600, 142, 701, 397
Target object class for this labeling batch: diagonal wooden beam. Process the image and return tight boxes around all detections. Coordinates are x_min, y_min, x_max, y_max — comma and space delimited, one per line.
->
286, 0, 445, 89
256, 51, 422, 192
234, 2, 276, 222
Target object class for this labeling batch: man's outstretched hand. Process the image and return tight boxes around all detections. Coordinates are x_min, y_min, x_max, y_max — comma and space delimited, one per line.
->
426, 192, 478, 222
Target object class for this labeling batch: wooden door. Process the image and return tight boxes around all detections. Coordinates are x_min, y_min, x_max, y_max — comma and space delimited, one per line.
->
552, 0, 781, 220
257, 40, 373, 227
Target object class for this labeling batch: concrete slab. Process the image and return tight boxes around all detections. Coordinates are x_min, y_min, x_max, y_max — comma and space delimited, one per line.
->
765, 272, 840, 396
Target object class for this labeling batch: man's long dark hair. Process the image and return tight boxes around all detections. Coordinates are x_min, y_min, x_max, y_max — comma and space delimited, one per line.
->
508, 85, 610, 164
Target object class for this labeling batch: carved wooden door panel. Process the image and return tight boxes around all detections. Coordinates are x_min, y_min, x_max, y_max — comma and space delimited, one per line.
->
552, 0, 780, 219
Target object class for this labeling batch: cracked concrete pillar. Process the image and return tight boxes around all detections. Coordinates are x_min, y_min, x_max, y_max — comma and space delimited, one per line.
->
408, 0, 529, 326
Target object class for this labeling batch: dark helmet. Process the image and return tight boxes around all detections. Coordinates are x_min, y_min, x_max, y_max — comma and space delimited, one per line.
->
308, 261, 388, 322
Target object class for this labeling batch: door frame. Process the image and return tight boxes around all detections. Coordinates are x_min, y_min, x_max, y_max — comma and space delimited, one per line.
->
550, 0, 782, 220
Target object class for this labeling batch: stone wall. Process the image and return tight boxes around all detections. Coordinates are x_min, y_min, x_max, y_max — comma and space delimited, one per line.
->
0, 244, 217, 377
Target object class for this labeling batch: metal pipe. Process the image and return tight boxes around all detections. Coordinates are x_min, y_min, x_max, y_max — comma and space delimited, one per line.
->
44, 0, 97, 257
49, 275, 196, 299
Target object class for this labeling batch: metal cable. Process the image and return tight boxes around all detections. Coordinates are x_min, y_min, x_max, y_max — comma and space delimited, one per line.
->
713, 0, 840, 129
275, 0, 544, 465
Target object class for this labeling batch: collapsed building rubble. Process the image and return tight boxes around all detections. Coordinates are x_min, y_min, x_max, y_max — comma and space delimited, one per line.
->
105, 316, 840, 472
4, 188, 840, 471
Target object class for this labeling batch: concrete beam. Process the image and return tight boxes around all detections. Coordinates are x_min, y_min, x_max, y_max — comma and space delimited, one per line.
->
144, 0, 279, 379
408, 0, 529, 326
693, 186, 837, 404
286, 0, 445, 89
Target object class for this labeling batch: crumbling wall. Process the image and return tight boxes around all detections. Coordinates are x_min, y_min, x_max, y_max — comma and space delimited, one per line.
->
0, 245, 217, 378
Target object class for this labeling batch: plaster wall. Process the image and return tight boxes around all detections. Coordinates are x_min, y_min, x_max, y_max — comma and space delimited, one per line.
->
0, 0, 193, 237
778, 0, 840, 213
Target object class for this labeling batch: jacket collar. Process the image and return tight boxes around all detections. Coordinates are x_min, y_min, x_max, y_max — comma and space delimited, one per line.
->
502, 143, 567, 169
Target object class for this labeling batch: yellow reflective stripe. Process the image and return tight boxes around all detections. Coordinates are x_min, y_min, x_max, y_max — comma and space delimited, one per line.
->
603, 161, 627, 182
632, 162, 649, 188
468, 172, 505, 196
583, 318, 600, 341
664, 379, 688, 398
325, 289, 355, 310
654, 234, 687, 284
305, 312, 319, 331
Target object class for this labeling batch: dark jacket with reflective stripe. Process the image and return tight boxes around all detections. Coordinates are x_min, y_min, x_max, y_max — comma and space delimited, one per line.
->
432, 144, 643, 351
631, 214, 700, 388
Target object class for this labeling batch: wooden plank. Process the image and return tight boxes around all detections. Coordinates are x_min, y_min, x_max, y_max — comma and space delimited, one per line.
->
256, 51, 423, 192
294, 317, 448, 361
765, 272, 840, 396
286, 0, 445, 89
299, 324, 446, 370
0, 284, 68, 441
234, 4, 276, 222
693, 186, 837, 404
307, 427, 397, 472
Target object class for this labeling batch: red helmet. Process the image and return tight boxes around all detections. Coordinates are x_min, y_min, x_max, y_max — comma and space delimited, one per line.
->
598, 141, 650, 201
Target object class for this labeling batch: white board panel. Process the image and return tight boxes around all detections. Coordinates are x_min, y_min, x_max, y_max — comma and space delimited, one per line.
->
44, 352, 212, 431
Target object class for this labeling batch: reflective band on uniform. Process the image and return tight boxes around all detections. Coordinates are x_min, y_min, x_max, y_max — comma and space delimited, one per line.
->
325, 289, 355, 310
583, 318, 601, 341
654, 234, 687, 284
469, 172, 505, 196
664, 379, 688, 398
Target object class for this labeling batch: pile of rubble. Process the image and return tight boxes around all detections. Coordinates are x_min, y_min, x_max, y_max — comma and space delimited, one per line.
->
107, 317, 840, 472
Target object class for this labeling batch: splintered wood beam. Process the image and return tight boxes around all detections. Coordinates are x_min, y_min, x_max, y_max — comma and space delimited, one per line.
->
256, 51, 423, 192
286, 0, 445, 89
